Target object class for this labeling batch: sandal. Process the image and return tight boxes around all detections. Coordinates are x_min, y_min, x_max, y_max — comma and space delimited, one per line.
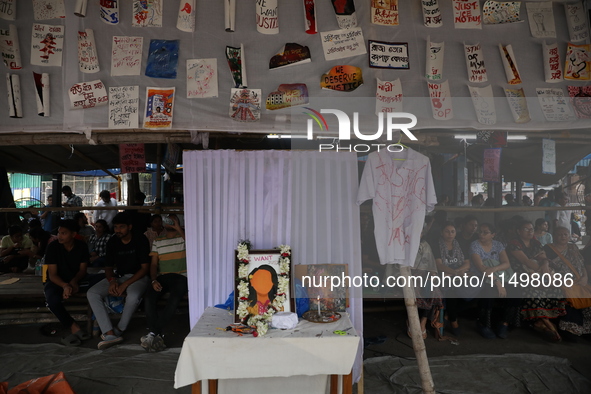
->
61, 333, 81, 347
407, 321, 427, 339
532, 321, 561, 342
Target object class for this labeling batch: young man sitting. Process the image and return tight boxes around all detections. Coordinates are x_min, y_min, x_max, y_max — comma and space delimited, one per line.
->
0, 225, 35, 273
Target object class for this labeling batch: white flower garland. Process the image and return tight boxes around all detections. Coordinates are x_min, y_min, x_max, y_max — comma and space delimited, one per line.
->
236, 242, 290, 336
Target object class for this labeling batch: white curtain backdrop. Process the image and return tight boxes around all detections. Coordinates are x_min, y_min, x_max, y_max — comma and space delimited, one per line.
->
183, 149, 363, 381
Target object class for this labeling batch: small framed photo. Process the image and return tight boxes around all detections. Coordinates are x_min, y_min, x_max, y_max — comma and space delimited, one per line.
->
369, 40, 409, 69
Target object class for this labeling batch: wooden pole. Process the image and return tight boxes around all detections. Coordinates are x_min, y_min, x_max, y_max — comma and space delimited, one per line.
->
156, 143, 162, 212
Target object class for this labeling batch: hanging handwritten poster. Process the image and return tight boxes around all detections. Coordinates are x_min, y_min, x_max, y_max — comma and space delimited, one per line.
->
266, 83, 308, 110
426, 37, 444, 80
132, 0, 162, 27
321, 28, 366, 62
0, 25, 21, 70
542, 42, 562, 83
177, 0, 196, 32
69, 80, 108, 110
504, 87, 530, 123
368, 40, 408, 69
119, 144, 145, 174
330, 0, 357, 29
256, 0, 279, 34
483, 148, 501, 182
536, 88, 573, 122
567, 86, 591, 119
376, 78, 403, 114
542, 139, 555, 175
565, 43, 591, 81
468, 84, 496, 125
371, 0, 398, 26
225, 0, 236, 32
320, 65, 363, 92
477, 131, 506, 147
187, 58, 218, 98
78, 29, 100, 73
144, 87, 175, 129
6, 74, 21, 118
526, 2, 555, 38
0, 0, 16, 21
226, 45, 246, 89
111, 36, 143, 76
269, 43, 311, 69
428, 81, 453, 120
31, 24, 64, 67
453, 0, 482, 29
145, 40, 179, 79
32, 0, 65, 20
499, 44, 521, 84
304, 0, 317, 34
483, 1, 521, 25
100, 0, 119, 25
33, 72, 50, 116
163, 143, 181, 174
229, 88, 261, 122
74, 0, 88, 17
565, 2, 588, 43
464, 43, 487, 83
109, 86, 139, 129
422, 0, 442, 27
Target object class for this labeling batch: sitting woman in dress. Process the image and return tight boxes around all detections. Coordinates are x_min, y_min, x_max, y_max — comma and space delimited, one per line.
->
534, 218, 553, 247
544, 226, 591, 340
470, 223, 519, 339
507, 220, 566, 342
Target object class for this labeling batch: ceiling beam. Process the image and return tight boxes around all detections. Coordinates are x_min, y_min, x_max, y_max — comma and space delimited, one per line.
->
60, 145, 119, 179
19, 146, 68, 170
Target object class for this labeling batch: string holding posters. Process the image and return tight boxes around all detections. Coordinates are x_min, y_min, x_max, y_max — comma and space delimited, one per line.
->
0, 25, 21, 70
330, 0, 357, 29
464, 43, 487, 83
320, 65, 363, 92
6, 74, 21, 118
111, 36, 143, 77
132, 0, 162, 27
69, 80, 108, 110
229, 88, 261, 122
31, 24, 64, 67
371, 0, 398, 26
33, 72, 50, 116
468, 84, 496, 125
145, 40, 179, 79
74, 0, 88, 17
109, 86, 139, 129
100, 0, 119, 25
187, 58, 218, 99
567, 86, 591, 119
499, 44, 521, 84
542, 139, 555, 175
543, 42, 563, 83
376, 78, 403, 115
144, 87, 175, 129
256, 0, 279, 34
368, 40, 408, 69
565, 2, 588, 43
422, 0, 442, 27
266, 83, 308, 110
119, 144, 146, 174
177, 0, 196, 32
32, 0, 65, 20
304, 0, 317, 34
426, 37, 444, 81
78, 29, 100, 73
504, 87, 530, 123
0, 0, 16, 21
565, 43, 591, 81
526, 2, 556, 38
269, 43, 311, 69
452, 0, 481, 29
226, 45, 247, 88
428, 80, 453, 120
483, 148, 501, 182
321, 28, 366, 62
483, 1, 522, 25
536, 88, 573, 122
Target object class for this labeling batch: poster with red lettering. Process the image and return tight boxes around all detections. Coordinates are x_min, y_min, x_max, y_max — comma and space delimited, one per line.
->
320, 65, 363, 92
31, 24, 64, 67
483, 148, 501, 182
371, 0, 398, 26
303, 0, 317, 34
428, 80, 453, 120
177, 0, 196, 32
119, 144, 146, 174
256, 0, 278, 34
78, 29, 99, 73
452, 0, 481, 29
68, 80, 108, 110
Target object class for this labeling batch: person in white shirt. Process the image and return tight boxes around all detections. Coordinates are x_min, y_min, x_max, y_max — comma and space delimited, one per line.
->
94, 190, 118, 230
550, 192, 571, 235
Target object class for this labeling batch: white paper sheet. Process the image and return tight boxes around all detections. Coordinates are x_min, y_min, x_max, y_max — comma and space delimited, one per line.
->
144, 87, 175, 129
468, 84, 496, 125
422, 0, 442, 27
426, 37, 444, 81
536, 88, 573, 122
0, 0, 16, 21
32, 0, 65, 20
111, 36, 143, 76
371, 0, 398, 26
565, 2, 588, 43
375, 78, 403, 115
74, 0, 87, 17
542, 42, 562, 83
100, 0, 119, 25
69, 80, 108, 110
187, 59, 218, 98
33, 72, 50, 116
230, 88, 261, 122
526, 2, 556, 38
504, 87, 530, 123
452, 0, 482, 29
542, 138, 556, 174
177, 0, 196, 32
225, 0, 236, 32
6, 73, 21, 118
499, 44, 521, 84
0, 25, 21, 70
428, 80, 453, 120
109, 86, 139, 129
321, 28, 366, 61
256, 0, 279, 34
132, 0, 162, 27
464, 43, 487, 83
31, 24, 64, 67
78, 29, 99, 74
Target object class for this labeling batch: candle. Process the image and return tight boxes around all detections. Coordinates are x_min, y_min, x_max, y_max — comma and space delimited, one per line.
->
317, 295, 321, 316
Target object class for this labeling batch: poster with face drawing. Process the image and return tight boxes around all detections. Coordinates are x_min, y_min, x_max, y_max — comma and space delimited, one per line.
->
33, 72, 50, 117
144, 87, 175, 129
565, 2, 588, 43
468, 85, 496, 125
371, 0, 398, 26
31, 24, 64, 67
536, 88, 573, 122
565, 43, 591, 81
78, 29, 100, 73
543, 42, 562, 83
32, 0, 65, 20
69, 80, 108, 110
111, 36, 143, 76
187, 59, 218, 98
109, 86, 139, 129
0, 0, 16, 20
499, 44, 521, 85
453, 0, 482, 29
256, 0, 279, 34
504, 87, 530, 123
0, 25, 21, 70
376, 78, 403, 115
303, 0, 317, 34
483, 1, 521, 25
526, 2, 555, 38
132, 0, 163, 27
230, 88, 261, 122
100, 0, 119, 25
145, 40, 179, 79
464, 43, 487, 83
330, 0, 357, 29
426, 38, 444, 80
428, 81, 453, 120
6, 73, 21, 118
177, 0, 196, 32
422, 0, 442, 27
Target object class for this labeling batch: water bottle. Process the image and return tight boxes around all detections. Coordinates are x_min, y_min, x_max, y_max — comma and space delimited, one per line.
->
35, 257, 44, 277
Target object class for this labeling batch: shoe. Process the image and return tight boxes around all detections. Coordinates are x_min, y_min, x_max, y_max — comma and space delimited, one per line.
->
477, 323, 496, 339
150, 334, 166, 352
100, 327, 123, 341
141, 333, 155, 351
98, 334, 123, 350
496, 324, 509, 339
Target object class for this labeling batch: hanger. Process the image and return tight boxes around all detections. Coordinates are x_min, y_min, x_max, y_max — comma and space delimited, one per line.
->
391, 134, 409, 161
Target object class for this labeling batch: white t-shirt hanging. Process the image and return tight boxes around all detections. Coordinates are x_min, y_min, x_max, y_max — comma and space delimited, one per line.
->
357, 149, 437, 266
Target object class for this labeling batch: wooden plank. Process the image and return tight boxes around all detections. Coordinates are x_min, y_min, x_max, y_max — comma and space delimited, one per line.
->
343, 371, 353, 394
330, 375, 338, 394
191, 382, 201, 394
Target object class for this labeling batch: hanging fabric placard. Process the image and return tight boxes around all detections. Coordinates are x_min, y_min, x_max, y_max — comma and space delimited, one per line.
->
425, 37, 444, 81
542, 41, 562, 83
499, 44, 521, 84
375, 78, 403, 114
33, 72, 50, 116
483, 148, 501, 182
330, 0, 357, 29
256, 0, 279, 34
6, 73, 22, 118
303, 0, 317, 34
177, 0, 196, 32
464, 43, 487, 83
422, 0, 442, 27
0, 25, 21, 70
100, 0, 119, 25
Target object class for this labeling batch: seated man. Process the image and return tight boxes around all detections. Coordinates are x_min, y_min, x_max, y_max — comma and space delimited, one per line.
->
141, 214, 188, 352
87, 212, 150, 350
43, 219, 92, 346
0, 225, 34, 273
74, 212, 95, 243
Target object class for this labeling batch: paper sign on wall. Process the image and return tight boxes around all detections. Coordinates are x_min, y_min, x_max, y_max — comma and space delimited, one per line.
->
226, 45, 247, 88
225, 0, 236, 32
0, 25, 21, 70
567, 86, 591, 119
69, 80, 108, 110
376, 78, 403, 114
0, 0, 16, 21
468, 84, 496, 125
31, 24, 64, 67
542, 42, 562, 83
132, 0, 162, 27
428, 81, 453, 120
542, 139, 555, 175
100, 0, 119, 25
111, 36, 143, 77
321, 28, 366, 62
119, 144, 145, 174
483, 148, 501, 182
504, 87, 530, 123
146, 40, 179, 79
369, 40, 408, 69
177, 0, 196, 32
483, 1, 521, 25
453, 0, 482, 29
33, 0, 65, 20
256, 0, 279, 34
565, 43, 591, 81
266, 84, 308, 110
464, 43, 487, 83
499, 44, 521, 84
187, 58, 218, 98
78, 29, 100, 74
320, 65, 363, 92
536, 88, 573, 122
426, 37, 444, 80
230, 88, 261, 122
422, 0, 442, 27
6, 74, 21, 118
330, 0, 357, 29
33, 72, 50, 117
371, 0, 398, 26
565, 2, 588, 43
144, 87, 175, 129
526, 2, 556, 38
304, 0, 317, 34
109, 86, 139, 129
269, 43, 311, 69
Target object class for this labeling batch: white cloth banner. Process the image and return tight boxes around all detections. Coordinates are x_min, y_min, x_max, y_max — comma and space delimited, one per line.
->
464, 43, 487, 83
256, 0, 278, 34
469, 84, 496, 125
376, 78, 402, 114
422, 0, 442, 27
426, 37, 444, 81
78, 29, 99, 73
428, 80, 453, 120
177, 0, 196, 32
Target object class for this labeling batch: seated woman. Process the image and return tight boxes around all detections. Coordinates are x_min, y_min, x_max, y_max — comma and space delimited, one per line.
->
470, 223, 519, 339
29, 227, 58, 261
0, 226, 35, 273
544, 226, 591, 339
507, 220, 566, 342
534, 218, 553, 247
88, 219, 112, 268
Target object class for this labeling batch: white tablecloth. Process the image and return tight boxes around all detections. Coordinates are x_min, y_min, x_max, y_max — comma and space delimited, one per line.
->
174, 307, 360, 389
